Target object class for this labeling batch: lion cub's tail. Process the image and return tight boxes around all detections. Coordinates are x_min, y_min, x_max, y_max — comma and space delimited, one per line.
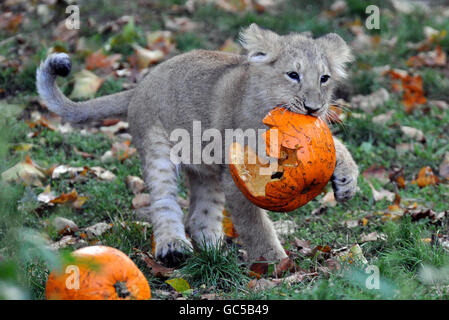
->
36, 53, 134, 123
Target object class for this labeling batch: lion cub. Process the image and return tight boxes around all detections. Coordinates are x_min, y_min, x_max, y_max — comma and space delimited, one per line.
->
37, 24, 358, 266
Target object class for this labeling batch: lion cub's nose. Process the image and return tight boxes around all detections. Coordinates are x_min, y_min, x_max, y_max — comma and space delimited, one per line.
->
304, 104, 319, 115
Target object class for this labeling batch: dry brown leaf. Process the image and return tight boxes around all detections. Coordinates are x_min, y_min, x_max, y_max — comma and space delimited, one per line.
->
140, 251, 174, 278
70, 70, 104, 99
126, 175, 146, 195
249, 256, 268, 277
132, 44, 164, 70
350, 88, 389, 113
293, 238, 313, 256
388, 70, 426, 112
85, 50, 122, 72
439, 152, 449, 181
367, 181, 395, 202
407, 46, 447, 68
219, 38, 241, 54
321, 191, 337, 207
50, 189, 79, 204
0, 12, 22, 32
84, 222, 113, 239
111, 140, 137, 161
146, 31, 175, 54
360, 232, 379, 243
400, 126, 426, 143
272, 257, 296, 278
1, 157, 46, 187
51, 217, 79, 235
363, 165, 389, 184
37, 185, 57, 204
73, 147, 94, 159
247, 278, 276, 291
164, 16, 199, 32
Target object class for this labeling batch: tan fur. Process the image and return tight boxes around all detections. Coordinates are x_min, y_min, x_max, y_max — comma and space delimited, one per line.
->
36, 24, 358, 266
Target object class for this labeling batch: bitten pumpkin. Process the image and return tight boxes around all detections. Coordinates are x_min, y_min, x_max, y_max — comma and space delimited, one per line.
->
46, 246, 151, 300
229, 106, 336, 212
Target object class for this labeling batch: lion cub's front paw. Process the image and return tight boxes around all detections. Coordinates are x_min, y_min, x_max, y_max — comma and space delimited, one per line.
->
331, 167, 358, 202
155, 236, 192, 267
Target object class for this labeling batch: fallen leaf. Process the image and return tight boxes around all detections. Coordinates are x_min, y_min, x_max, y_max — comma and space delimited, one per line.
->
363, 165, 389, 184
85, 50, 121, 71
84, 222, 113, 239
350, 88, 389, 113
367, 181, 395, 202
400, 126, 426, 143
320, 191, 337, 207
111, 140, 137, 161
407, 46, 446, 68
0, 12, 22, 32
51, 217, 79, 235
372, 111, 394, 125
70, 70, 104, 99
338, 244, 368, 265
131, 44, 164, 69
37, 185, 57, 204
52, 19, 78, 43
1, 158, 46, 187
140, 251, 174, 278
439, 152, 449, 180
222, 209, 238, 238
89, 166, 116, 181
49, 235, 87, 250
360, 232, 379, 243
146, 31, 175, 54
412, 166, 439, 187
50, 189, 79, 204
219, 38, 241, 54
247, 278, 276, 291
99, 121, 129, 136
272, 257, 296, 278
73, 147, 94, 159
126, 175, 146, 195
165, 278, 191, 293
51, 165, 85, 179
272, 271, 316, 285
132, 193, 151, 209
388, 70, 426, 112
343, 220, 359, 228
164, 16, 199, 32
249, 256, 268, 277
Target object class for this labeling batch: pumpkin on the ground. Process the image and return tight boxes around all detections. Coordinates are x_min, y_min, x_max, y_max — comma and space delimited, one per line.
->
229, 106, 336, 212
46, 245, 151, 300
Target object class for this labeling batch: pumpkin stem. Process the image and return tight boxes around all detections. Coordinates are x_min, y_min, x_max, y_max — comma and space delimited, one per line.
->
114, 281, 131, 298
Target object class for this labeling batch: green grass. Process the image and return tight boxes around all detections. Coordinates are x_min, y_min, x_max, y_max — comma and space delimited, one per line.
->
179, 241, 250, 292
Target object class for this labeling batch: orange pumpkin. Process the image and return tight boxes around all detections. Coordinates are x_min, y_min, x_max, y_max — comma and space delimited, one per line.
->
229, 106, 336, 212
46, 246, 151, 300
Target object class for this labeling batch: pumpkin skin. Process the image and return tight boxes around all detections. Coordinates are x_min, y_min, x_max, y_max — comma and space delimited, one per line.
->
46, 246, 151, 300
229, 107, 336, 212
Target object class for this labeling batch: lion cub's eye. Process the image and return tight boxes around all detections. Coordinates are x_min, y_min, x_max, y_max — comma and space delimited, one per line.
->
286, 71, 300, 81
320, 75, 330, 84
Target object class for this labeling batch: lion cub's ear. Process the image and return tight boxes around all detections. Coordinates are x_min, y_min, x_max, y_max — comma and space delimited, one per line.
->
239, 23, 280, 64
317, 33, 354, 80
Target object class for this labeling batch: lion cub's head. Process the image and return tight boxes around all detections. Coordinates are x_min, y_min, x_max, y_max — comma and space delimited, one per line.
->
240, 23, 353, 118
